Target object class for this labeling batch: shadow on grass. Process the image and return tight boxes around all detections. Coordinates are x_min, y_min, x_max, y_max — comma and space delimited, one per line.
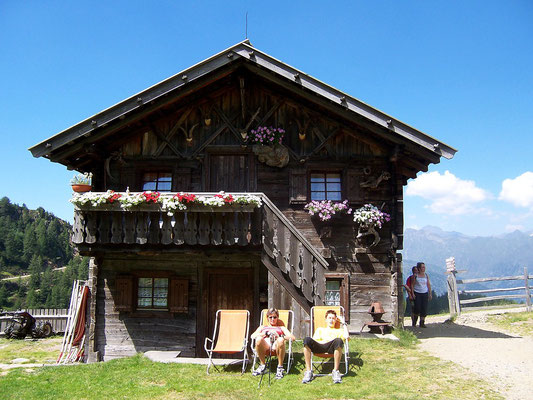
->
220, 350, 364, 378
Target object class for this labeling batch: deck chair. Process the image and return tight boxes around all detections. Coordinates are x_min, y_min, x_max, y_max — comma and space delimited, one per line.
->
204, 309, 250, 374
309, 305, 349, 376
251, 309, 294, 374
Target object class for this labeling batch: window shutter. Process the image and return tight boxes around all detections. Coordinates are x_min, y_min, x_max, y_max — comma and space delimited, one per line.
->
169, 278, 189, 313
173, 168, 191, 192
340, 275, 350, 323
289, 168, 307, 204
115, 275, 133, 312
345, 169, 360, 203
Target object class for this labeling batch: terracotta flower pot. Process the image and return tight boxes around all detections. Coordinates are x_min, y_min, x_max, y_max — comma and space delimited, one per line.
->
71, 184, 92, 193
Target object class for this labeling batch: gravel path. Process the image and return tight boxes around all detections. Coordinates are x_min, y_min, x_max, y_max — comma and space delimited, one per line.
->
409, 308, 533, 400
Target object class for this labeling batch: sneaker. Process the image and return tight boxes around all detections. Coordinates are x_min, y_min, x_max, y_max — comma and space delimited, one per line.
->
332, 369, 342, 384
420, 323, 426, 328
275, 366, 285, 379
252, 364, 267, 376
302, 370, 313, 384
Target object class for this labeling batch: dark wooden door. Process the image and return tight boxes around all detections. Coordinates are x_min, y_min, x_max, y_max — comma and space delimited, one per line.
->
208, 154, 251, 192
201, 268, 253, 357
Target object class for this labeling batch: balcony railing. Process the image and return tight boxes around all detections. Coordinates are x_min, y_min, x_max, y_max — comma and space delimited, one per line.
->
72, 192, 327, 309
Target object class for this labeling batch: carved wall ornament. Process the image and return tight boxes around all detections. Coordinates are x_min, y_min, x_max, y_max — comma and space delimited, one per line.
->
360, 171, 391, 189
356, 223, 381, 247
252, 144, 289, 168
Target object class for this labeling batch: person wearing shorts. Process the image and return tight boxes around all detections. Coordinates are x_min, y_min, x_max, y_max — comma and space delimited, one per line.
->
301, 309, 349, 384
250, 308, 295, 379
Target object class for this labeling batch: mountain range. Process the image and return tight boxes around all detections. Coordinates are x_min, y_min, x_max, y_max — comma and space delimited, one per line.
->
402, 226, 533, 294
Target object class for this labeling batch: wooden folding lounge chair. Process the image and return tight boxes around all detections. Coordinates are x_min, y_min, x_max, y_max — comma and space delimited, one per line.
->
309, 305, 349, 376
251, 309, 294, 373
204, 309, 250, 374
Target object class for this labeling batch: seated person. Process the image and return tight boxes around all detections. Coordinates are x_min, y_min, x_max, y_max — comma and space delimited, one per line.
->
302, 309, 349, 384
250, 308, 295, 379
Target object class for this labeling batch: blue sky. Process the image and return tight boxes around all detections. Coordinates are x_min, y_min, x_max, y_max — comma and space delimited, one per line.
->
1, 1, 532, 237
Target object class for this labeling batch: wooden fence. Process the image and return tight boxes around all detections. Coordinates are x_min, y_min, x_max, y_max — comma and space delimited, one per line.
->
0, 308, 68, 334
446, 257, 532, 317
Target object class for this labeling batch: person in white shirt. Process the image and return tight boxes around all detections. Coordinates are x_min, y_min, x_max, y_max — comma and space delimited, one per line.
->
413, 262, 432, 328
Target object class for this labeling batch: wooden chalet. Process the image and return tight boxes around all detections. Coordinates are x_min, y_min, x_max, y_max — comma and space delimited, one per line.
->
29, 40, 456, 361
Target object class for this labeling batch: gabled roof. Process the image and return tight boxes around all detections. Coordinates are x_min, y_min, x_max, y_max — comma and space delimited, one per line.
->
29, 40, 456, 162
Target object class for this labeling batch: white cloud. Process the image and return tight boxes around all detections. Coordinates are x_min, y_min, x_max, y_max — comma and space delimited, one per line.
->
406, 171, 489, 215
499, 171, 533, 208
505, 224, 525, 232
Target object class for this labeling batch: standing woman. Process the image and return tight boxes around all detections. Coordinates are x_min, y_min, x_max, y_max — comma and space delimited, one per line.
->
413, 262, 432, 328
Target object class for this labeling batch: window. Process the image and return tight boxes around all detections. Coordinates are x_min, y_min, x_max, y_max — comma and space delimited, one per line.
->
142, 172, 172, 192
324, 274, 349, 322
115, 274, 189, 313
310, 173, 341, 201
137, 277, 169, 309
325, 280, 341, 306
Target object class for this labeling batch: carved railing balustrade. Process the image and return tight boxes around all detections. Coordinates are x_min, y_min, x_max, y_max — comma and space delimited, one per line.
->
72, 192, 327, 309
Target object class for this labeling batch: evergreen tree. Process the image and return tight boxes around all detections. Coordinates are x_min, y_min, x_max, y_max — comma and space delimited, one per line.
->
28, 255, 43, 290
26, 288, 39, 308
23, 224, 38, 263
40, 266, 54, 307
5, 231, 24, 263
15, 277, 26, 309
0, 283, 8, 308
35, 219, 47, 256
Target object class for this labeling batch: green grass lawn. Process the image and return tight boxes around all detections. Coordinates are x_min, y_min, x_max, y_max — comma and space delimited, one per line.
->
487, 311, 533, 337
0, 332, 503, 400
0, 336, 62, 364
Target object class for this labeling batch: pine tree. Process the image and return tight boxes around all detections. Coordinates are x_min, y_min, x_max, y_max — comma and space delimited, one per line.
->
28, 255, 43, 290
40, 266, 54, 307
23, 224, 38, 263
0, 283, 8, 309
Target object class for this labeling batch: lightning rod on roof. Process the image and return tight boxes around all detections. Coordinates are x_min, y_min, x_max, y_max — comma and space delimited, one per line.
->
245, 12, 248, 39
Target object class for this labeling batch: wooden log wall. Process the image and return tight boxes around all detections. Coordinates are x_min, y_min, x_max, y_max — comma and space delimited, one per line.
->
87, 72, 408, 333
94, 253, 260, 361
95, 255, 198, 360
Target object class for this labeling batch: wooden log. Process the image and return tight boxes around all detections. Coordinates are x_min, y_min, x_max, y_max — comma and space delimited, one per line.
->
184, 212, 198, 245
222, 212, 235, 246
136, 212, 149, 245
276, 223, 287, 273
236, 213, 249, 246
173, 213, 185, 245
301, 249, 313, 302
460, 294, 527, 305
524, 267, 531, 312
459, 287, 526, 294
124, 212, 136, 244
111, 212, 123, 244
458, 276, 527, 284
148, 212, 160, 244
211, 213, 223, 245
160, 213, 173, 245
197, 212, 211, 245
85, 212, 98, 244
72, 211, 85, 244
289, 239, 301, 288
99, 212, 111, 243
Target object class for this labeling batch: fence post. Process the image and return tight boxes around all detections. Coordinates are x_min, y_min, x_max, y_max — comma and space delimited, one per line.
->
525, 267, 531, 312
446, 257, 460, 317
447, 273, 456, 317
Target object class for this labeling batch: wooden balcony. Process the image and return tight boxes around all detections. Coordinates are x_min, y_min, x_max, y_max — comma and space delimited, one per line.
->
72, 193, 327, 310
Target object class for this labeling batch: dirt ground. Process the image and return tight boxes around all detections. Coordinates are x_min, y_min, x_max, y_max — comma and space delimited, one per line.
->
407, 307, 533, 400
